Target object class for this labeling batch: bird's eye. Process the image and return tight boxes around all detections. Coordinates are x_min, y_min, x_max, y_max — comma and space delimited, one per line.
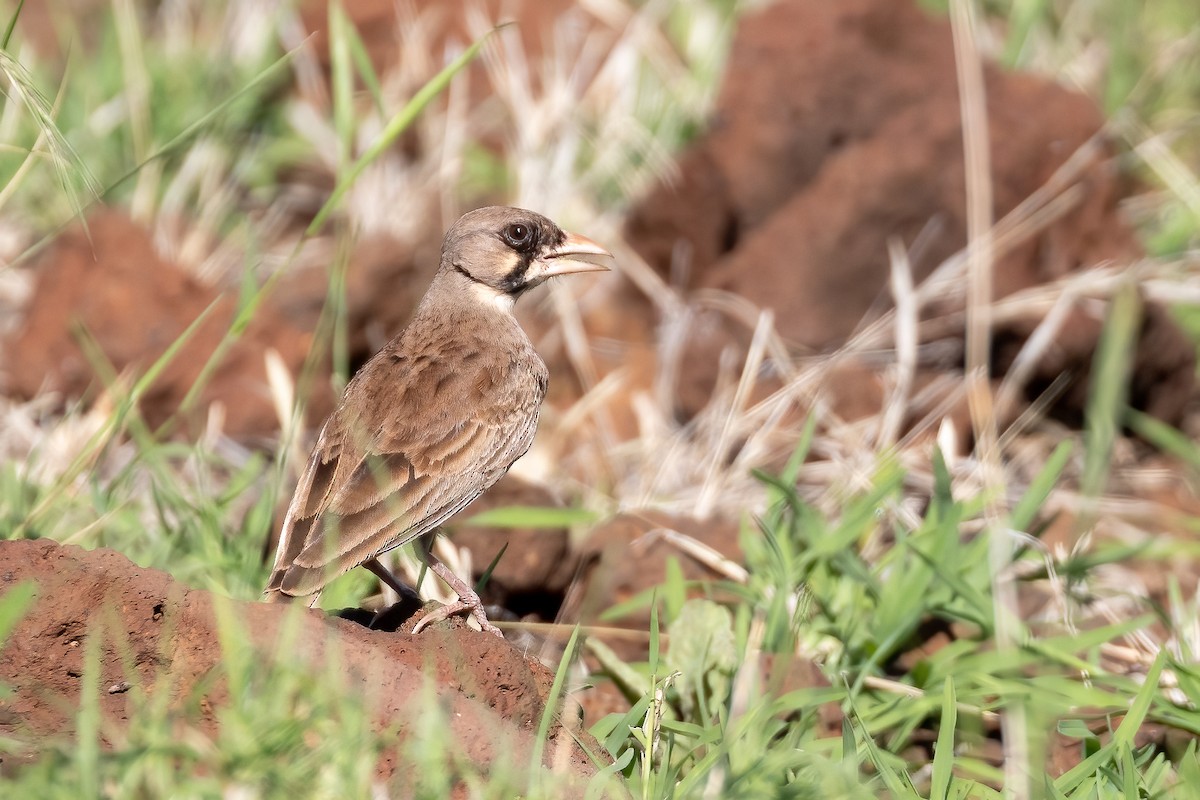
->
503, 223, 534, 251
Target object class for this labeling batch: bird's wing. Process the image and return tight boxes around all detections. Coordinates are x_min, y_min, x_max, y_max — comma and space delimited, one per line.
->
265, 351, 541, 598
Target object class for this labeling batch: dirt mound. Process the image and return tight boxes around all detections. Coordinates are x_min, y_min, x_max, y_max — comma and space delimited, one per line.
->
15, 0, 1187, 451
0, 212, 441, 441
0, 538, 598, 787
623, 0, 1193, 425
0, 211, 323, 441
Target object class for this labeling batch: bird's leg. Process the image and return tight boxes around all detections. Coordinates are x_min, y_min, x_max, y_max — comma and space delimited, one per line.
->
409, 540, 503, 638
363, 557, 423, 630
363, 557, 422, 603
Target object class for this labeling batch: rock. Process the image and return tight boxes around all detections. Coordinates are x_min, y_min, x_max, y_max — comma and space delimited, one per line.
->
0, 538, 598, 787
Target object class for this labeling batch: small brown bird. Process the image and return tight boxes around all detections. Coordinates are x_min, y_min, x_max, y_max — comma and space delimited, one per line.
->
264, 206, 612, 636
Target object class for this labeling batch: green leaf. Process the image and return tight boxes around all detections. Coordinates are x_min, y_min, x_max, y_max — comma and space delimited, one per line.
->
456, 504, 597, 529
1126, 408, 1200, 469
665, 599, 737, 718
0, 580, 35, 645
842, 717, 857, 766
531, 624, 582, 773
1009, 440, 1072, 532
2, 0, 25, 51
929, 678, 957, 800
1055, 719, 1097, 740
328, 0, 355, 168
1111, 649, 1165, 749
1082, 282, 1140, 498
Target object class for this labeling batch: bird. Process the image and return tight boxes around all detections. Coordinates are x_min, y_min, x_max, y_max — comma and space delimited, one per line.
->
263, 206, 612, 636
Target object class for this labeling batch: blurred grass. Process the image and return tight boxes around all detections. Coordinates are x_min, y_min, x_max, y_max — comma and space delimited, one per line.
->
0, 1, 293, 230
921, 0, 1200, 257
1, 0, 1200, 797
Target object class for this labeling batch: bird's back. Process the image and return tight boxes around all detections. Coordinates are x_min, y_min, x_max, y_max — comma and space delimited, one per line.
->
265, 300, 548, 600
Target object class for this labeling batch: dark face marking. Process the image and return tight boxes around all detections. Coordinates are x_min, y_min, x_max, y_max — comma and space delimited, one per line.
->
441, 207, 569, 296
495, 219, 564, 296
494, 221, 539, 294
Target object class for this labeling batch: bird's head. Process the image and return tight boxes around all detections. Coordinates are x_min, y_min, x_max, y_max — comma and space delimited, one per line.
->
440, 206, 612, 306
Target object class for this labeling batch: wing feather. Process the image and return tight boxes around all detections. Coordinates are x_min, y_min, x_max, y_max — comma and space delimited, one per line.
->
265, 337, 546, 599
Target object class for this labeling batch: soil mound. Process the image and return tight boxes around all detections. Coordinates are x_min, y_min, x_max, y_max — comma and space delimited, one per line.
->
0, 538, 598, 788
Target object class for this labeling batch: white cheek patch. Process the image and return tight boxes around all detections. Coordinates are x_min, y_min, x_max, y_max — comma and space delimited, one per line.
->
469, 280, 516, 311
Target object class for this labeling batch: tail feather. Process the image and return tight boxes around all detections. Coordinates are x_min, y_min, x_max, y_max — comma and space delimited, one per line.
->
261, 585, 320, 607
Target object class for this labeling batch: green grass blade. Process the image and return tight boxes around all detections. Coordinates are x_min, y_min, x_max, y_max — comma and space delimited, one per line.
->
307, 24, 507, 235
531, 624, 582, 775
1112, 649, 1165, 748
781, 412, 818, 485
344, 6, 386, 115
475, 541, 508, 593
848, 708, 917, 796
460, 505, 598, 528
328, 0, 355, 169
1009, 440, 1072, 532
0, 580, 36, 644
648, 593, 661, 673
586, 638, 652, 702
1125, 408, 1200, 469
1081, 282, 1140, 498
930, 678, 957, 799
2, 0, 25, 50
76, 626, 103, 799
173, 262, 296, 429
15, 297, 223, 535
842, 717, 856, 766
1119, 743, 1138, 800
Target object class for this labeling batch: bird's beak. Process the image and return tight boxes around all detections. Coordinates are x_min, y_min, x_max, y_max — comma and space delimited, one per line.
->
540, 232, 614, 278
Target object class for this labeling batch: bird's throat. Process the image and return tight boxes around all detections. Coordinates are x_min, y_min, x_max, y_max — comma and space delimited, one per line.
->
468, 280, 517, 312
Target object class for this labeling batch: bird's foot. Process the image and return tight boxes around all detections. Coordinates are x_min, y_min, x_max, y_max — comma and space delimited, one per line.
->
410, 540, 504, 637
410, 589, 503, 637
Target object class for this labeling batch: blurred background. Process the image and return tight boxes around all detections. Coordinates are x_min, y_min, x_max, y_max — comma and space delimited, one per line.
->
2, 0, 1200, 791
2, 0, 1197, 599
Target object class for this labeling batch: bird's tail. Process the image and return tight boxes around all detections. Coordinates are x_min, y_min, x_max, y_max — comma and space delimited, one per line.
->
261, 587, 320, 606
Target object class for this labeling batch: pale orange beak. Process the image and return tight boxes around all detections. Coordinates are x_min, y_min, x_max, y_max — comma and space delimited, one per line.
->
539, 231, 614, 278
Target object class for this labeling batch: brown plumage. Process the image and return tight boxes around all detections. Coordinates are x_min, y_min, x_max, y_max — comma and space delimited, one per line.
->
264, 206, 612, 636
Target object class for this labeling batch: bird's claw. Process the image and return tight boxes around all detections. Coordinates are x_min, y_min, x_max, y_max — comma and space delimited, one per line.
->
410, 594, 504, 638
